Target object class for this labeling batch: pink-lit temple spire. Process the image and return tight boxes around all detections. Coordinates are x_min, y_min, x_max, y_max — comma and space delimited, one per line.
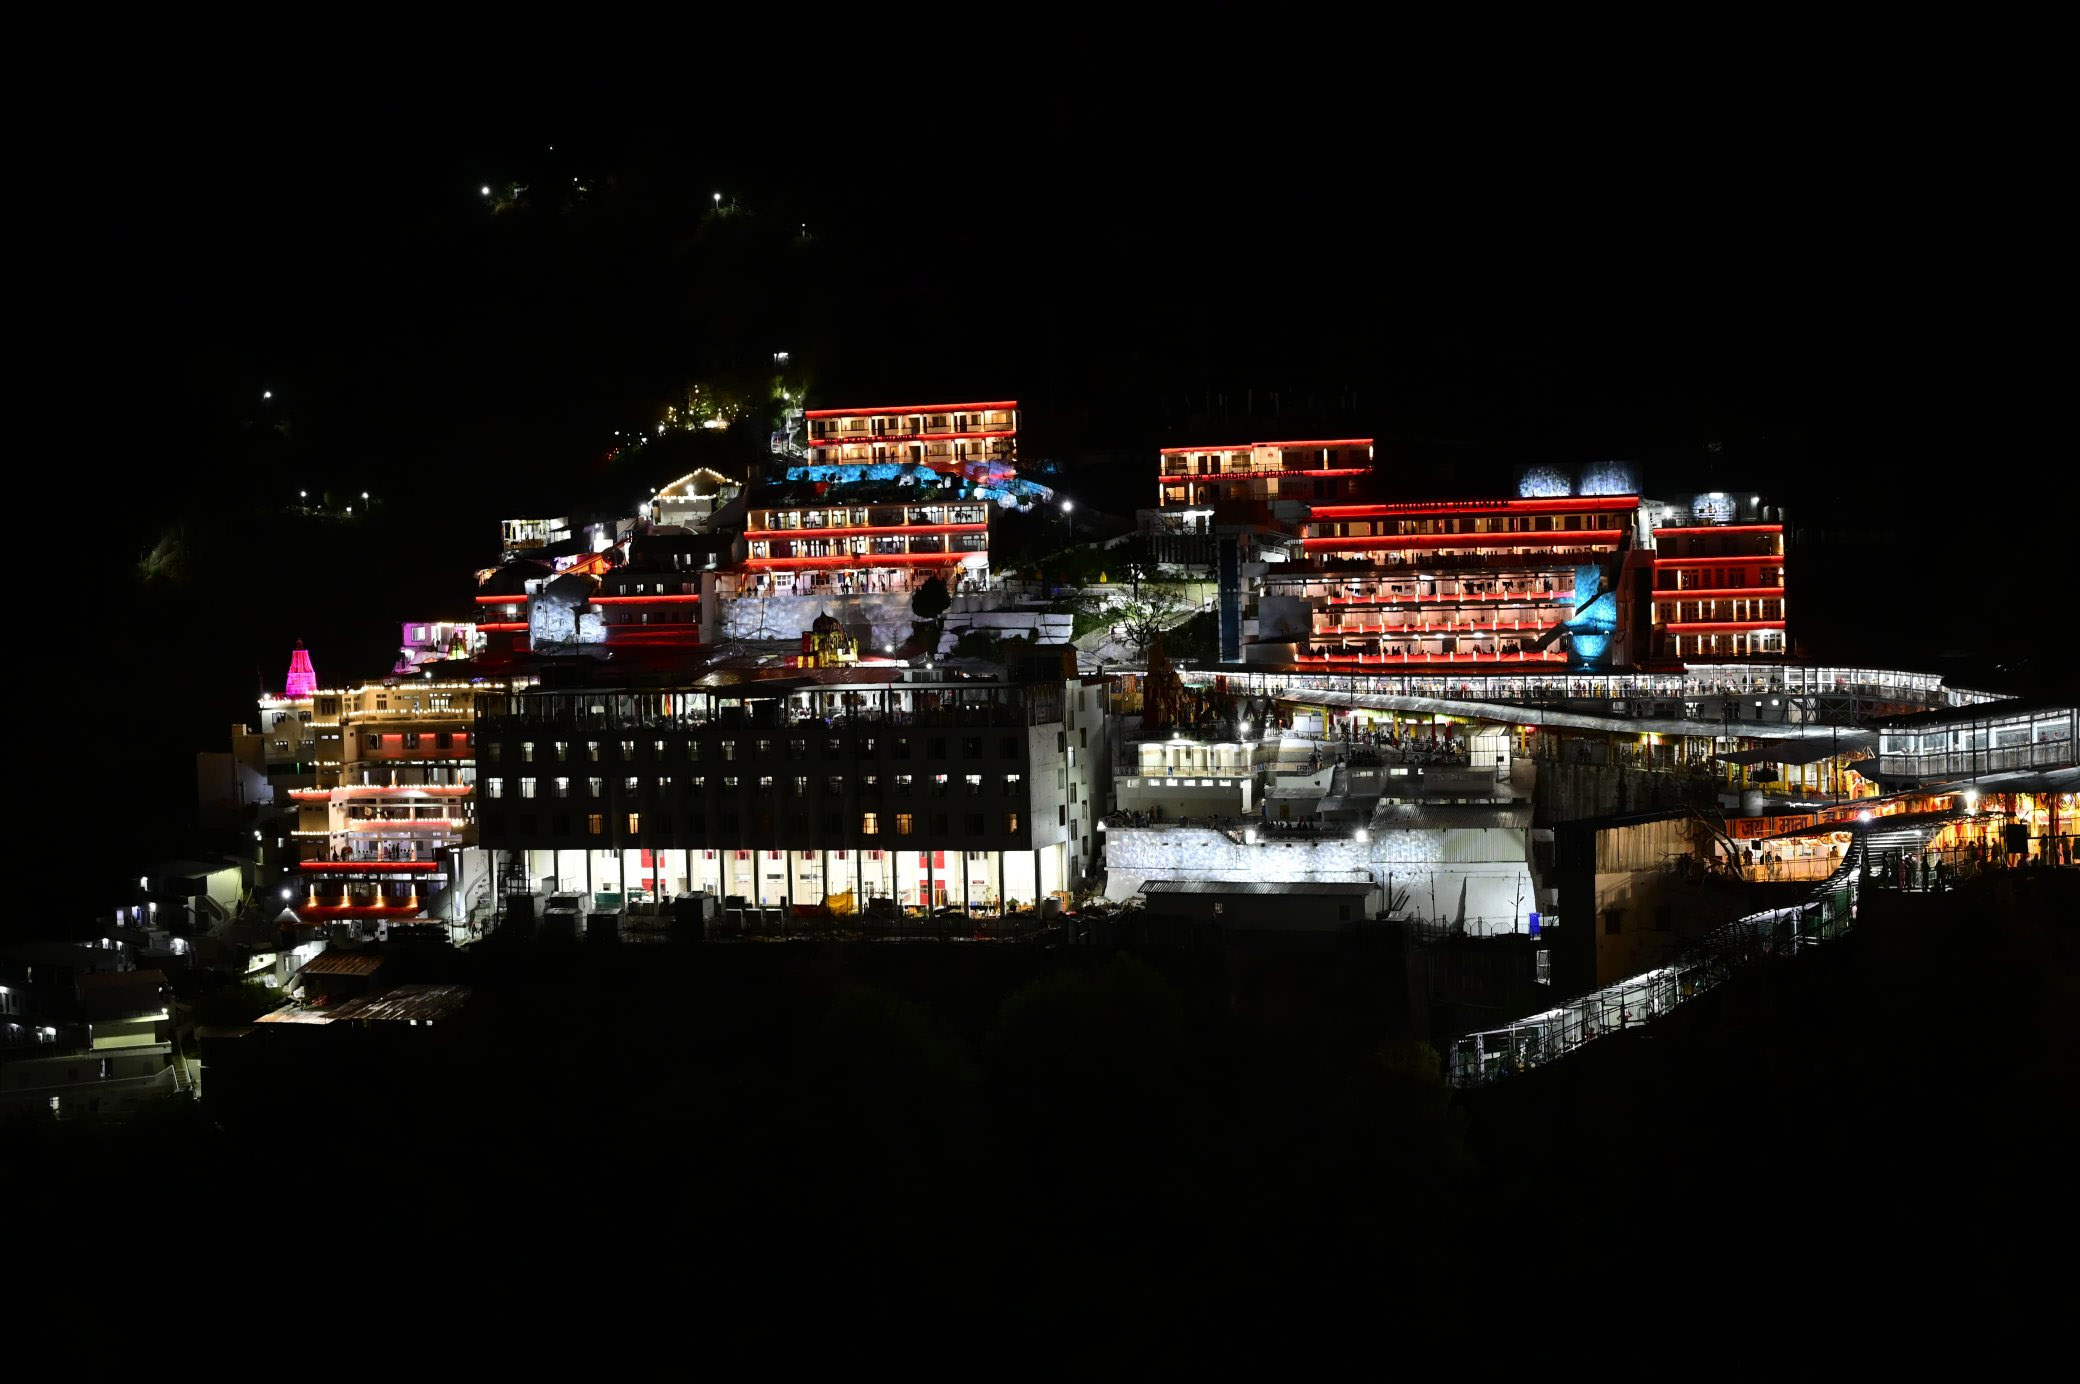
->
284, 641, 317, 699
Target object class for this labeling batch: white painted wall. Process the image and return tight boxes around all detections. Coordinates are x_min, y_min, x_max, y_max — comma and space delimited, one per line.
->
1104, 825, 1538, 935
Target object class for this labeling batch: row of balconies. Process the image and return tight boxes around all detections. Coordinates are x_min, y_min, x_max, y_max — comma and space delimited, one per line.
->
751, 505, 988, 531
748, 535, 988, 560
1314, 617, 1555, 637
809, 415, 1014, 439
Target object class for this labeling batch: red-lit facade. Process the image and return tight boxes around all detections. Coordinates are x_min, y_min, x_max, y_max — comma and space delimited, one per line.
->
1157, 439, 1373, 512
1648, 523, 1787, 662
806, 401, 1018, 473
1262, 496, 1640, 669
735, 497, 991, 597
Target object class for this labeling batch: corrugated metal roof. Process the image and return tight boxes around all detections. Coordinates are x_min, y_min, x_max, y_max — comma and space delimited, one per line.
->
327, 985, 471, 1024
300, 950, 387, 976
1140, 880, 1374, 897
1876, 699, 2070, 729
1714, 733, 1873, 766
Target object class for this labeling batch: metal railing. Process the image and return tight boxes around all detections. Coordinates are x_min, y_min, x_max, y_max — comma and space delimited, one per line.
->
1446, 833, 1867, 1087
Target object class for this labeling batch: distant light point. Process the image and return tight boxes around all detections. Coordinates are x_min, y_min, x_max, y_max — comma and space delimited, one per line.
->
481, 185, 491, 196
263, 390, 272, 399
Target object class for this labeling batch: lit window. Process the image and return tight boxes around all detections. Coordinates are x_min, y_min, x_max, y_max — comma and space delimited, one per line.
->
587, 741, 601, 762
896, 813, 914, 836
724, 776, 740, 790
519, 779, 537, 799
759, 775, 774, 790
932, 773, 949, 796
896, 773, 913, 793
522, 742, 536, 763
627, 813, 641, 834
555, 741, 569, 761
1004, 774, 1021, 797
588, 777, 603, 797
554, 777, 570, 799
654, 740, 666, 757
721, 741, 737, 761
587, 814, 604, 836
828, 776, 844, 794
621, 741, 635, 760
625, 777, 639, 796
862, 812, 881, 835
487, 778, 503, 799
794, 776, 809, 797
965, 773, 982, 796
1004, 812, 1020, 833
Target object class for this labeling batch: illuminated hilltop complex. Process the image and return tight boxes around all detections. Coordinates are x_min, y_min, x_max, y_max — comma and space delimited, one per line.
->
176, 399, 2067, 1088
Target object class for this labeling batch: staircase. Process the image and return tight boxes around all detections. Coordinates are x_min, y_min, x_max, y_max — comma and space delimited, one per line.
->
1865, 820, 1943, 889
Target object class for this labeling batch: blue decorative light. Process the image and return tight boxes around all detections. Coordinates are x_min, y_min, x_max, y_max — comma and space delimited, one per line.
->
1560, 562, 1618, 669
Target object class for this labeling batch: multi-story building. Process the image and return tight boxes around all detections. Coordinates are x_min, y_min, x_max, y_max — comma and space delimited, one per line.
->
394, 619, 483, 673
473, 532, 728, 657
1646, 518, 1788, 664
806, 400, 1017, 473
1156, 438, 1373, 513
499, 516, 571, 561
272, 675, 494, 927
648, 467, 741, 531
712, 476, 995, 647
473, 657, 1108, 916
1257, 495, 1639, 670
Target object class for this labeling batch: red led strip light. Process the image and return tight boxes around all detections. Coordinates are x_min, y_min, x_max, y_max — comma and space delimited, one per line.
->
805, 401, 1017, 418
1300, 529, 1625, 551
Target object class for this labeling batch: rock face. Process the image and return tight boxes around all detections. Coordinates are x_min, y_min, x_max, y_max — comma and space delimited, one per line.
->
720, 592, 917, 649
530, 577, 607, 646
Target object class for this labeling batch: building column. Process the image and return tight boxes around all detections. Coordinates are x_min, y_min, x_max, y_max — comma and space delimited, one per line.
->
926, 850, 935, 914
998, 848, 1006, 914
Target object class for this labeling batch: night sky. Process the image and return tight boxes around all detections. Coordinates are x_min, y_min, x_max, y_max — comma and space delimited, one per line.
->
26, 17, 2070, 913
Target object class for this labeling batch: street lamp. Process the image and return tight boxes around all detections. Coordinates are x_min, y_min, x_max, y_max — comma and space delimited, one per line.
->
713, 191, 721, 210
